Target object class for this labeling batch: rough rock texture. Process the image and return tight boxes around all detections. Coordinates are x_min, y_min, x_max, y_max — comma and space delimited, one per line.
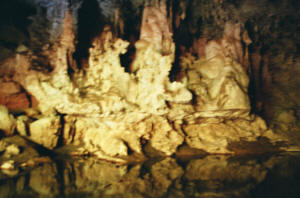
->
0, 0, 298, 161
28, 116, 61, 149
0, 105, 15, 136
181, 22, 250, 114
6, 3, 194, 160
0, 78, 36, 110
170, 0, 300, 143
184, 116, 276, 153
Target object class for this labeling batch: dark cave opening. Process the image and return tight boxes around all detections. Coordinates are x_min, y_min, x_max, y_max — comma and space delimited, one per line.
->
73, 0, 105, 70
169, 0, 194, 82
118, 0, 142, 73
245, 20, 260, 115
120, 46, 136, 73
0, 0, 36, 61
0, 0, 35, 39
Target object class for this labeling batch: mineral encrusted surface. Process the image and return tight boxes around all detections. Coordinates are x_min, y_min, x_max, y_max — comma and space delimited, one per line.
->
0, 0, 293, 162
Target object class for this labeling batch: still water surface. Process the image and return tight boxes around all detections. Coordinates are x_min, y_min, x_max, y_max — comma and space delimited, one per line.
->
0, 152, 300, 198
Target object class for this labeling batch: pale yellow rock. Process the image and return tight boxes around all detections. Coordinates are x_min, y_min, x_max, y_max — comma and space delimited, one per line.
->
74, 114, 150, 158
149, 116, 184, 155
4, 144, 20, 156
0, 105, 15, 136
181, 22, 250, 117
184, 117, 272, 153
185, 51, 250, 114
184, 122, 232, 153
16, 115, 29, 136
28, 116, 60, 149
6, 7, 286, 161
85, 128, 128, 157
132, 40, 191, 114
1, 160, 14, 170
64, 114, 184, 159
24, 108, 40, 118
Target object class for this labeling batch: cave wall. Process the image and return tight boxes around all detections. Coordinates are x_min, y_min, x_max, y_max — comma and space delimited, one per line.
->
0, 0, 299, 160
169, 0, 300, 142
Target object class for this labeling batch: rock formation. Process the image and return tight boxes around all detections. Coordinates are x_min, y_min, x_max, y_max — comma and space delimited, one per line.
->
0, 0, 299, 163
0, 105, 16, 137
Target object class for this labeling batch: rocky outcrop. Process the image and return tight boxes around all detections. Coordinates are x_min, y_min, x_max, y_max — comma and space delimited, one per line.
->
181, 22, 251, 115
0, 0, 297, 162
28, 116, 61, 149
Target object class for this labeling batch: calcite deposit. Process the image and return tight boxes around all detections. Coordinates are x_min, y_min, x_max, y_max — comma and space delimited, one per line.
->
0, 1, 292, 162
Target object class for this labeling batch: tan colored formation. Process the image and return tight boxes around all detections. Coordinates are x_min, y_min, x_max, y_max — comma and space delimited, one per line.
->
0, 2, 286, 162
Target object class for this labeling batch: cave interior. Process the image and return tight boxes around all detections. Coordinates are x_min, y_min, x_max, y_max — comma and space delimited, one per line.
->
0, 0, 300, 197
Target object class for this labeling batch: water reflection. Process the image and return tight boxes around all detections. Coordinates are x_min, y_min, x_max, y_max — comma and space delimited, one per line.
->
1, 153, 300, 198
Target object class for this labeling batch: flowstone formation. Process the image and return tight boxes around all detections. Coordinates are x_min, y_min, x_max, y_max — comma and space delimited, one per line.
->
0, 1, 289, 163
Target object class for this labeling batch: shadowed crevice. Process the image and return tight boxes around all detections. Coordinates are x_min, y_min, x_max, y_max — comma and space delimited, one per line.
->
73, 0, 105, 70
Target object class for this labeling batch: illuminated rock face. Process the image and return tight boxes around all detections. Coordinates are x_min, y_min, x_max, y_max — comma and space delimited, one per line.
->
0, 2, 288, 162
183, 23, 251, 115
0, 105, 16, 136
